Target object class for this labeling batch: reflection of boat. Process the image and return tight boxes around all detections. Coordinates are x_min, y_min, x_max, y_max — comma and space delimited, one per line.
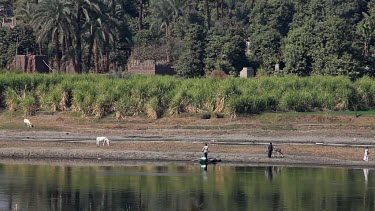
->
198, 157, 222, 165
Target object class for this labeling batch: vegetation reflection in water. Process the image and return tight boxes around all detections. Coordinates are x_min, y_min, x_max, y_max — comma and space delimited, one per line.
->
0, 163, 373, 211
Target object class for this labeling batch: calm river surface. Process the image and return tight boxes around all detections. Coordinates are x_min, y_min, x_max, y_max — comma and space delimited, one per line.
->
0, 162, 373, 211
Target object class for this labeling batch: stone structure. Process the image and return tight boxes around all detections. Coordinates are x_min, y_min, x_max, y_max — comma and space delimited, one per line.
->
127, 58, 176, 75
275, 63, 280, 72
239, 67, 255, 78
9, 55, 50, 73
1, 17, 16, 28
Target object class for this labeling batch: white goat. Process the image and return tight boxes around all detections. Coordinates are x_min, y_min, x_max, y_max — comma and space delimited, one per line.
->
96, 137, 110, 147
23, 118, 33, 128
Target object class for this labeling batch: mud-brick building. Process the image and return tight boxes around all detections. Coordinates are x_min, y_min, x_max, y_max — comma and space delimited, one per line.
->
127, 58, 176, 75
239, 67, 255, 78
1, 17, 16, 28
9, 55, 50, 73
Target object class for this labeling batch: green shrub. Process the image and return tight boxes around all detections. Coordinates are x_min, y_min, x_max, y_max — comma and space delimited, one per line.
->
19, 92, 37, 116
214, 112, 225, 118
201, 112, 211, 119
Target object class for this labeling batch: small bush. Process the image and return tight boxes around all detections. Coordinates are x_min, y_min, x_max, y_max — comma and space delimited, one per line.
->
208, 70, 228, 79
201, 112, 211, 119
214, 112, 224, 118
19, 93, 37, 116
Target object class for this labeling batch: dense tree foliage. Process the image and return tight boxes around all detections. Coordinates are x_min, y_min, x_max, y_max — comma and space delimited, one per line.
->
0, 25, 37, 67
2, 0, 375, 78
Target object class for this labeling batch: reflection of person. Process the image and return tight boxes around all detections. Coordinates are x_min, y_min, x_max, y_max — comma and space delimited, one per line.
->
363, 147, 369, 161
202, 164, 208, 181
266, 166, 273, 181
202, 143, 209, 160
363, 168, 369, 184
267, 143, 273, 158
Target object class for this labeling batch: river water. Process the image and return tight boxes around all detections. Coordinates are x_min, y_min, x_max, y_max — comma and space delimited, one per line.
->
0, 162, 373, 211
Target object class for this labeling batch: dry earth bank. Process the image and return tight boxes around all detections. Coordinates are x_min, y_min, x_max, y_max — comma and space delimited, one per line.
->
0, 111, 374, 167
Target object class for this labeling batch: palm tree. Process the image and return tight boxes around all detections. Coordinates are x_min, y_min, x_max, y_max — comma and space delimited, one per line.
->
215, 0, 219, 20
221, 0, 223, 18
138, 0, 145, 30
224, 0, 235, 18
15, 2, 35, 25
169, 0, 188, 18
205, 0, 210, 28
95, 11, 117, 73
32, 0, 73, 72
72, 0, 101, 73
94, 18, 117, 73
150, 0, 172, 38
16, 2, 45, 54
358, 12, 375, 57
85, 0, 119, 73
150, 0, 187, 62
150, 0, 188, 37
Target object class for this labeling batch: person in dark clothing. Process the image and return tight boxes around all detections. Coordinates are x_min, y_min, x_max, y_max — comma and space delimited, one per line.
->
267, 143, 273, 158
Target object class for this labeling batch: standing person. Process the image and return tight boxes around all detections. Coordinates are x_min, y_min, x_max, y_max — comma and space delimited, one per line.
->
363, 147, 369, 161
202, 143, 209, 160
267, 143, 273, 158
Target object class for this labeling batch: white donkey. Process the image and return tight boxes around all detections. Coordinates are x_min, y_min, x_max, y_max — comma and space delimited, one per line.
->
23, 118, 33, 128
96, 137, 110, 147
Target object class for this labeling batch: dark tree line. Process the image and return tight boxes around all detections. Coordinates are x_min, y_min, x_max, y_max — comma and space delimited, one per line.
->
1, 0, 375, 79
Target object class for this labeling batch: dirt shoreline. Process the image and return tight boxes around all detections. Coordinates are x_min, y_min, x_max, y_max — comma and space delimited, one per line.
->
0, 131, 373, 168
0, 113, 375, 167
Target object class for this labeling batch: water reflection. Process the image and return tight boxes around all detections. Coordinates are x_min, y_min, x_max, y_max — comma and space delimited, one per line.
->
0, 163, 372, 211
363, 168, 370, 207
363, 168, 369, 184
265, 166, 283, 181
202, 164, 208, 172
202, 164, 208, 181
266, 166, 273, 181
189, 192, 205, 211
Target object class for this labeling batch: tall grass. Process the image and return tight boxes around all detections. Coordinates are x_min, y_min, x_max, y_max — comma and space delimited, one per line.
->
354, 76, 375, 110
4, 88, 20, 111
1, 73, 375, 118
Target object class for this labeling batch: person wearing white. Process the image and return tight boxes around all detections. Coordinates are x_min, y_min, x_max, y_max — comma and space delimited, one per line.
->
363, 147, 369, 161
202, 143, 209, 160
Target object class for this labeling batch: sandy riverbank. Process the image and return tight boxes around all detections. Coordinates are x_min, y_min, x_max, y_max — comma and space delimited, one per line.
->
0, 132, 373, 168
0, 112, 374, 167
